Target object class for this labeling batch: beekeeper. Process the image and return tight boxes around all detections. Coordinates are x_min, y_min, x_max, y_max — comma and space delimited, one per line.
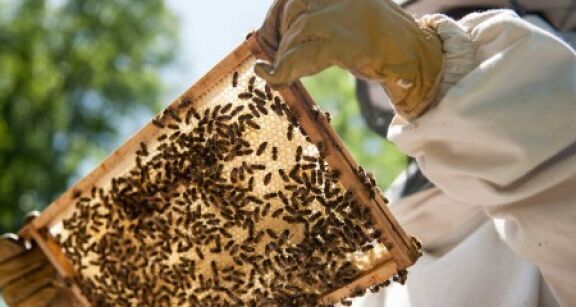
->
255, 0, 576, 306
1, 0, 575, 306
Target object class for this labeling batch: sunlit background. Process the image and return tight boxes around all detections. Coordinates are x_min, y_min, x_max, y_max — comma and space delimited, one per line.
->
0, 0, 406, 305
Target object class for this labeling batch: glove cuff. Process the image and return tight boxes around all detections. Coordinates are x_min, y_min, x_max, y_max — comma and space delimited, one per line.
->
381, 25, 444, 120
398, 14, 477, 120
386, 14, 478, 120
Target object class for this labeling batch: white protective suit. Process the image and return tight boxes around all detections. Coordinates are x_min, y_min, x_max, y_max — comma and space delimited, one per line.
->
353, 10, 576, 307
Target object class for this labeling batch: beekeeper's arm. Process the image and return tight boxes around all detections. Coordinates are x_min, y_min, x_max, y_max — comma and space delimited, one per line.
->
388, 11, 576, 305
256, 1, 576, 305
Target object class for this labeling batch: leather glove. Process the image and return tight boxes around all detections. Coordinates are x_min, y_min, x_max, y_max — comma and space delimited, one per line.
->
255, 0, 444, 120
0, 212, 77, 307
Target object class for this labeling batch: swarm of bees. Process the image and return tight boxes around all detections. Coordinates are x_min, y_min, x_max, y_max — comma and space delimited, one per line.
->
57, 61, 401, 306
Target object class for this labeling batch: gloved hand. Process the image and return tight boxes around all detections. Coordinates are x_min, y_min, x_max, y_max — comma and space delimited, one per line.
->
255, 0, 444, 120
0, 212, 77, 307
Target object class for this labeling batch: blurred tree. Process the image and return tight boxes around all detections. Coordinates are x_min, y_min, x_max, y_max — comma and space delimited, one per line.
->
303, 68, 408, 191
0, 0, 177, 232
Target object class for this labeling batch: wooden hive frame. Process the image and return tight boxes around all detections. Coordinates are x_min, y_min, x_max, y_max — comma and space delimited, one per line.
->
19, 34, 421, 306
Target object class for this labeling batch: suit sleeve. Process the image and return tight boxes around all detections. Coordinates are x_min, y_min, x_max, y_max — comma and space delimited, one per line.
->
388, 10, 576, 305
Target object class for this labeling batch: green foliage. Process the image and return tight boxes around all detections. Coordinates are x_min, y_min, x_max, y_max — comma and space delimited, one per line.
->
302, 68, 407, 190
0, 0, 177, 232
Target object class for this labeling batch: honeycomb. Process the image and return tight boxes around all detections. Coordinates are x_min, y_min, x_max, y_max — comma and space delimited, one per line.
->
50, 55, 401, 306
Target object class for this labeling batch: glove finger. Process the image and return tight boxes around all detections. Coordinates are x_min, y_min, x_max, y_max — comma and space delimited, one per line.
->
3, 265, 56, 306
256, 10, 335, 88
258, 0, 291, 55
255, 39, 331, 89
0, 234, 26, 263
280, 0, 309, 34
0, 247, 48, 287
13, 285, 59, 307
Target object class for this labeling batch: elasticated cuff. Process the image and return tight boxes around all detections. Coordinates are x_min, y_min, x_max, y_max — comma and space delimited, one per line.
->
418, 14, 478, 110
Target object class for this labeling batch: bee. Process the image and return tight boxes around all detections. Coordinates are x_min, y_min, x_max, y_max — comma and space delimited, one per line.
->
278, 169, 289, 182
256, 142, 268, 156
240, 161, 250, 174
330, 169, 341, 181
287, 125, 294, 141
295, 146, 303, 162
301, 163, 316, 171
251, 164, 266, 171
271, 208, 284, 218
289, 166, 303, 184
279, 229, 290, 243
261, 203, 271, 217
152, 118, 165, 128
178, 97, 192, 109
238, 92, 253, 100
211, 260, 219, 279
265, 84, 273, 100
256, 104, 268, 115
232, 256, 243, 266
245, 119, 260, 130
211, 105, 222, 119
137, 142, 149, 156
167, 123, 180, 130
248, 104, 260, 118
165, 107, 182, 123
230, 105, 245, 117
303, 155, 317, 163
229, 243, 240, 256
252, 97, 266, 106
195, 247, 204, 260
357, 165, 366, 180
167, 130, 179, 140
72, 190, 81, 199
411, 236, 422, 249
361, 244, 374, 252
248, 76, 256, 92
224, 240, 235, 251
364, 187, 374, 199
263, 173, 272, 185
272, 147, 278, 161
270, 102, 280, 116
221, 103, 233, 114
240, 245, 255, 253
282, 216, 297, 224
232, 71, 239, 87
311, 106, 322, 120
310, 169, 318, 185
370, 284, 382, 293
191, 107, 202, 120
253, 89, 266, 100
